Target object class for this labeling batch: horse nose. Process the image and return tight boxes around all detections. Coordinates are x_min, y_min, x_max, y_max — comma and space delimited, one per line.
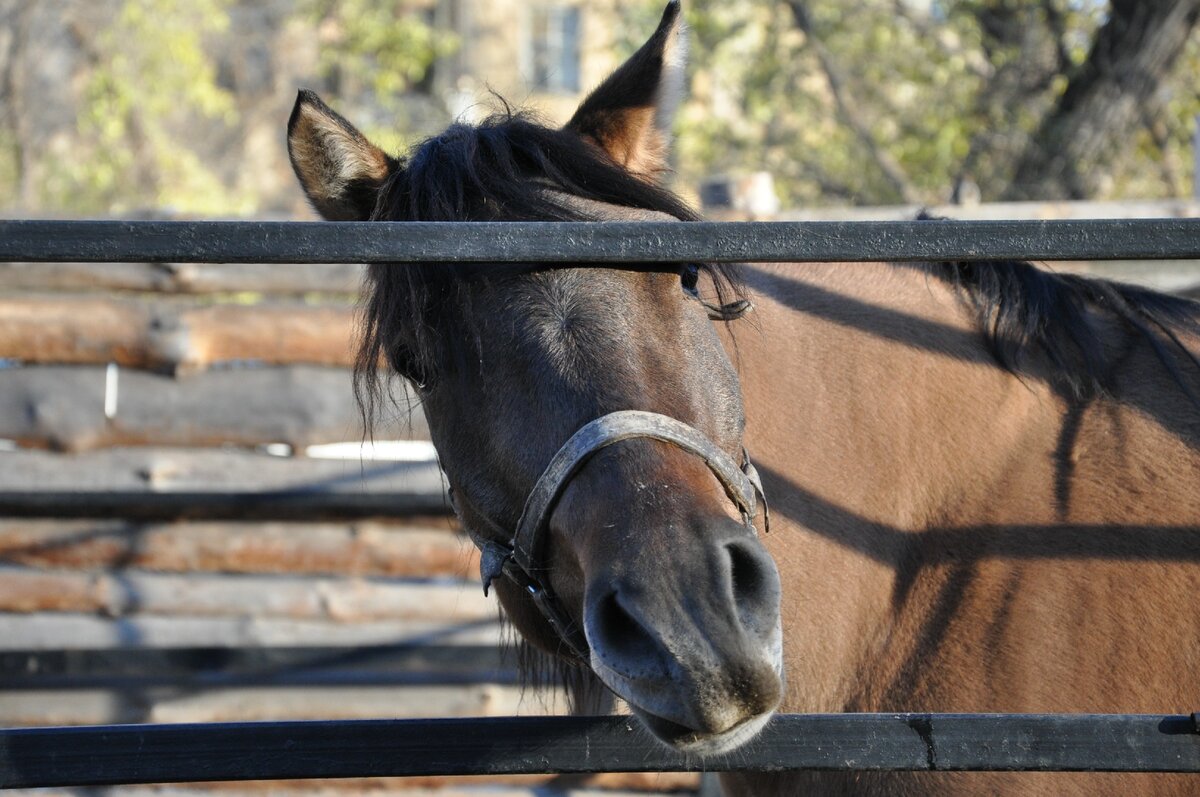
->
582, 522, 782, 724
582, 533, 781, 735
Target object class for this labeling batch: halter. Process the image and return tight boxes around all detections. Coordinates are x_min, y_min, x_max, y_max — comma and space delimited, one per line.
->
462, 410, 769, 663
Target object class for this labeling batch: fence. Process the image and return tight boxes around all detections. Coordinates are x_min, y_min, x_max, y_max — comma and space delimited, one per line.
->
1, 217, 1199, 790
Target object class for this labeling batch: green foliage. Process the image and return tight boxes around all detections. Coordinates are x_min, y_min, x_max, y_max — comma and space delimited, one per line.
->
300, 0, 458, 152
53, 0, 252, 215
0, 130, 18, 198
304, 0, 457, 97
3, 0, 459, 216
624, 0, 1192, 205
6, 0, 1194, 214
1111, 27, 1200, 197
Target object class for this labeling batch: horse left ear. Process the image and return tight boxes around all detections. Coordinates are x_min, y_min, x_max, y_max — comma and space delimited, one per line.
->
565, 1, 686, 181
287, 89, 397, 221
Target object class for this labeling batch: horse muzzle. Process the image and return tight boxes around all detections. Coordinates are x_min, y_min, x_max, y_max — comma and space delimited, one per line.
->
582, 522, 785, 755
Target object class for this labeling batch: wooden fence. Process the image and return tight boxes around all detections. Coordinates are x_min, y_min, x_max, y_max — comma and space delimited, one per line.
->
0, 226, 600, 796
1, 218, 1199, 793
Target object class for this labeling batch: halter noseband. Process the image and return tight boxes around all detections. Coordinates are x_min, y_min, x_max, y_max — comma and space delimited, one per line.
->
463, 410, 769, 663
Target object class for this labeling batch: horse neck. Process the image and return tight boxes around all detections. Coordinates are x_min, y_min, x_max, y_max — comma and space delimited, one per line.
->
722, 261, 1059, 710
728, 260, 1052, 514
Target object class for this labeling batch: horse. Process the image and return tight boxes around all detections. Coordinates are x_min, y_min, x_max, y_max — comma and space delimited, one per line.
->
286, 2, 1200, 793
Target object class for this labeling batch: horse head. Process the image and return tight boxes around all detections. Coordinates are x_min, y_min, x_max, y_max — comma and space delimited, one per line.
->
287, 1, 783, 755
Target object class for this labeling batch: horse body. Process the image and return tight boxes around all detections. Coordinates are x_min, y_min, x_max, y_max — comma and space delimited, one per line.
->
725, 262, 1200, 794
286, 3, 1200, 792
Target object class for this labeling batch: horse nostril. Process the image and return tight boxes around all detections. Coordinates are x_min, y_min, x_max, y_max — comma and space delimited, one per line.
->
726, 540, 764, 600
589, 590, 663, 674
725, 539, 781, 634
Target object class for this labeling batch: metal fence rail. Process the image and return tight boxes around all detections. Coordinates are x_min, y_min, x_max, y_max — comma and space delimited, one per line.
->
3, 218, 1200, 264
0, 644, 516, 689
2, 219, 1199, 787
2, 714, 1199, 788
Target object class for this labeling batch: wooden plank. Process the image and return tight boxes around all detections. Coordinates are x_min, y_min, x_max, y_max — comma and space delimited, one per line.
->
0, 365, 426, 452
0, 296, 355, 368
0, 567, 492, 622
0, 261, 362, 295
0, 614, 501, 650
3, 219, 1200, 263
2, 714, 1199, 788
0, 520, 473, 578
0, 683, 557, 727
0, 447, 450, 520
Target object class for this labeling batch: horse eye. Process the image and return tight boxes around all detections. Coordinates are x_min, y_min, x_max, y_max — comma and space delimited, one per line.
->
681, 264, 701, 295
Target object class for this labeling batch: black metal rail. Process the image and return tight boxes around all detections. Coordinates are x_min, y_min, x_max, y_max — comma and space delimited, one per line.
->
2, 714, 1198, 787
0, 645, 515, 689
2, 219, 1199, 787
0, 488, 450, 521
3, 218, 1200, 263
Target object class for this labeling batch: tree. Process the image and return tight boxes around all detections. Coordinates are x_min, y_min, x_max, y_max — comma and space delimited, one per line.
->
62, 0, 244, 215
635, 0, 1200, 206
298, 0, 458, 153
0, 0, 455, 216
1006, 0, 1200, 199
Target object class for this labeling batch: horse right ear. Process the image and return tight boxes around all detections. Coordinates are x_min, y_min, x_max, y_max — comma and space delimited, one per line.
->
287, 90, 397, 221
565, 1, 686, 181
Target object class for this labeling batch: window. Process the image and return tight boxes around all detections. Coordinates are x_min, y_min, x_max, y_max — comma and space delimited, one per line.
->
526, 6, 581, 93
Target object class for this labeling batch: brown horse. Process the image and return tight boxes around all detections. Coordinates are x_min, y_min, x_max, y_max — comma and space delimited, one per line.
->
287, 3, 1200, 793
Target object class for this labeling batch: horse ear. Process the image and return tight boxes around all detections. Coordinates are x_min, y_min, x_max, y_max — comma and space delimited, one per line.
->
287, 90, 397, 221
565, 1, 686, 180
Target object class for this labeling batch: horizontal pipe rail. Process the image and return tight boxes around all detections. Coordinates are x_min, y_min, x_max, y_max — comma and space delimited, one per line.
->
2, 219, 1200, 263
2, 713, 1198, 787
0, 645, 514, 689
0, 489, 450, 521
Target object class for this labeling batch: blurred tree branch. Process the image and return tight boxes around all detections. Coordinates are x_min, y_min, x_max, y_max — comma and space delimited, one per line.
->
782, 0, 920, 204
888, 0, 992, 80
1, 2, 32, 207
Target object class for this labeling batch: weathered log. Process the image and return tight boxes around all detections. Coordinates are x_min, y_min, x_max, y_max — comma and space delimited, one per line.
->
0, 365, 427, 452
0, 519, 472, 578
0, 261, 363, 295
0, 682, 548, 726
0, 447, 450, 520
0, 295, 356, 368
0, 567, 492, 622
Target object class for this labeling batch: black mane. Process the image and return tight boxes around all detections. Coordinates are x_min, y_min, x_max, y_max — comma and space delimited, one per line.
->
916, 224, 1200, 402
372, 111, 701, 224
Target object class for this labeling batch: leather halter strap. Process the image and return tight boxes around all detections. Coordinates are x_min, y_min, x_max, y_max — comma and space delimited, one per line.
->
469, 410, 769, 663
